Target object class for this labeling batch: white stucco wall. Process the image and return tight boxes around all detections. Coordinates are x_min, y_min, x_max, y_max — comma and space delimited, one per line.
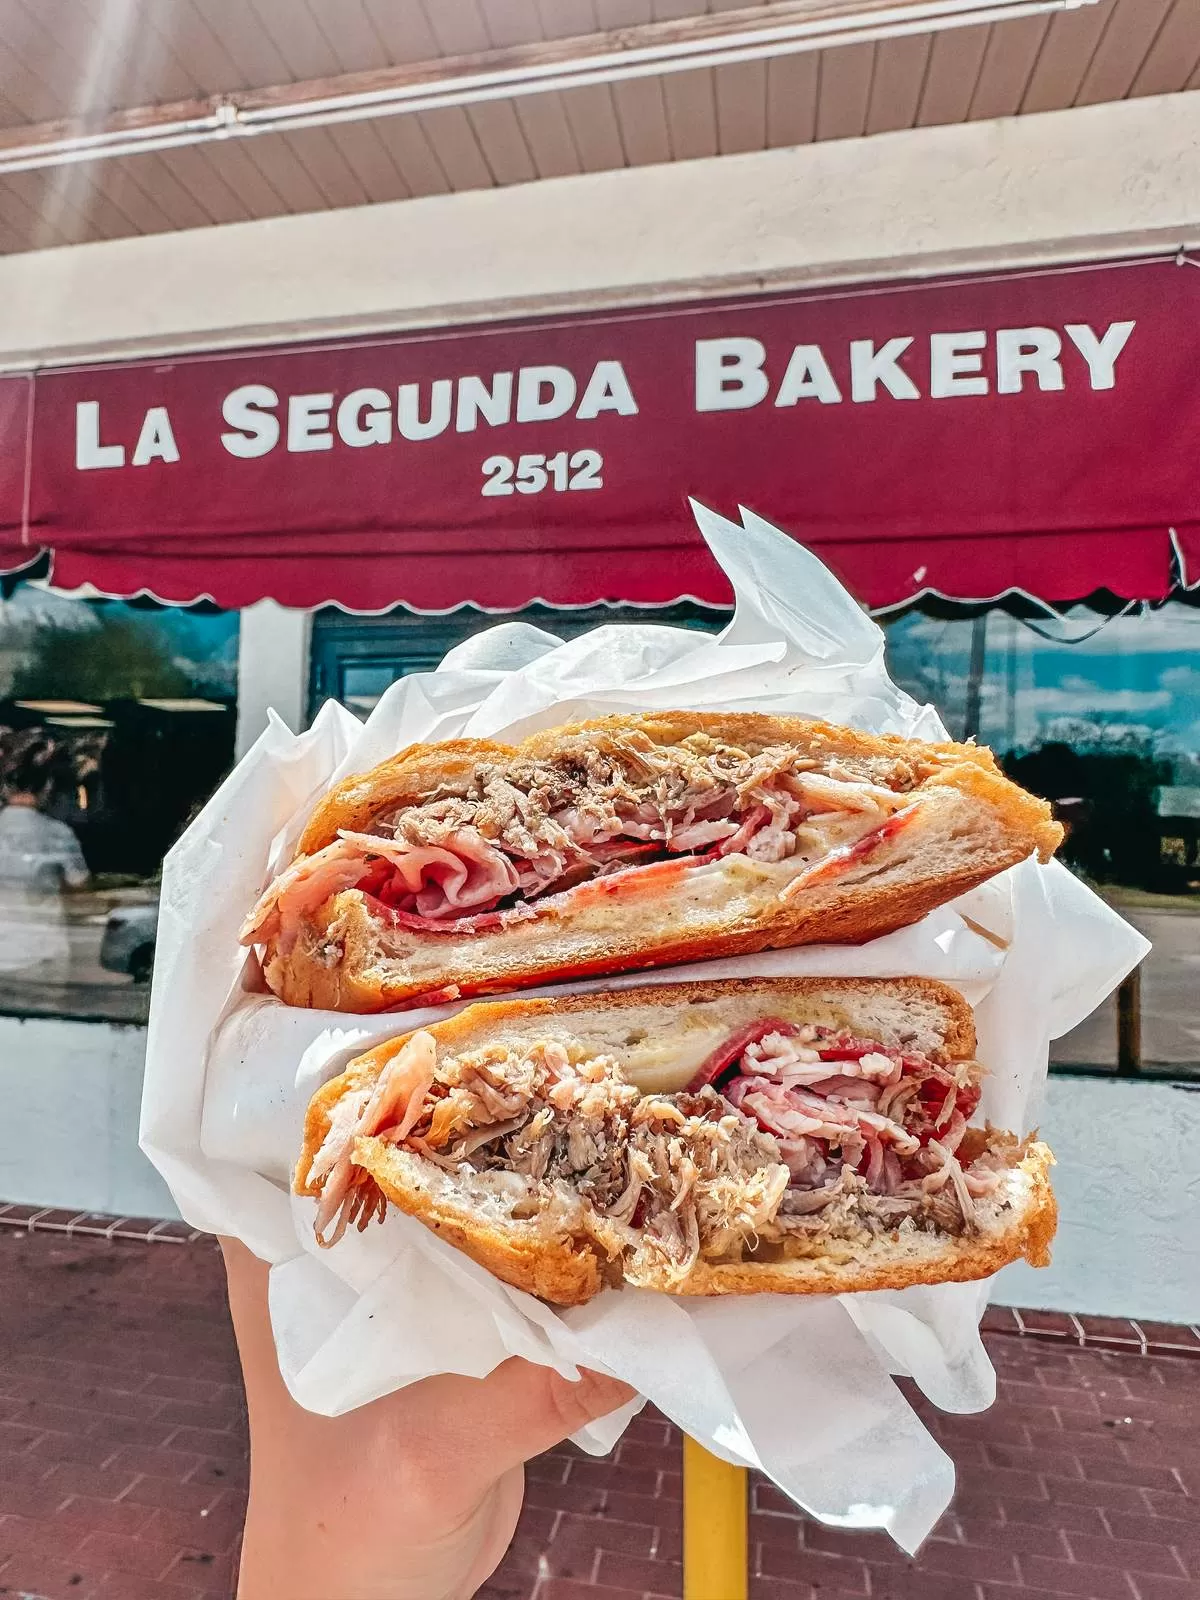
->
994, 1075, 1200, 1325
0, 1014, 178, 1218
0, 91, 1194, 370
235, 599, 313, 758
2, 1012, 1196, 1321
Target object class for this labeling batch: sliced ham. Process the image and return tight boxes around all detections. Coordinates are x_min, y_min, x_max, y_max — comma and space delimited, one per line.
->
684, 1019, 798, 1093
803, 1074, 880, 1102
717, 1018, 991, 1225
239, 839, 370, 952
311, 1031, 438, 1244
369, 851, 705, 936
241, 828, 521, 948
373, 903, 518, 936
338, 827, 519, 918
551, 806, 618, 846
579, 840, 663, 867
713, 803, 771, 858
728, 1076, 920, 1155
669, 817, 741, 851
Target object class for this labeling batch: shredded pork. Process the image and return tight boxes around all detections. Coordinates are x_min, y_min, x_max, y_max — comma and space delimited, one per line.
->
401, 1041, 789, 1279
306, 1012, 1019, 1276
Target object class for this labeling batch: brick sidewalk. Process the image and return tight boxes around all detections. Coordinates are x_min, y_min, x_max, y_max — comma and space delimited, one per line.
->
0, 1228, 1196, 1600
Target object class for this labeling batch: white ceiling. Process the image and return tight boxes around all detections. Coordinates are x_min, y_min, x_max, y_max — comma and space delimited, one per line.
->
0, 0, 1193, 251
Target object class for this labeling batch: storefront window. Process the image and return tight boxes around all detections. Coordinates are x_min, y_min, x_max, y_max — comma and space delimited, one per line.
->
884, 600, 1200, 1078
0, 584, 237, 1023
309, 602, 730, 720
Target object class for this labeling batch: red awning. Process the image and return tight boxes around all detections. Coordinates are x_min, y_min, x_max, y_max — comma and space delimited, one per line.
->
0, 375, 32, 564
3, 258, 1198, 610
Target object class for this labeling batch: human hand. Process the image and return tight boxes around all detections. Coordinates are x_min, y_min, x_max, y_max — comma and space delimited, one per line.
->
221, 1237, 636, 1600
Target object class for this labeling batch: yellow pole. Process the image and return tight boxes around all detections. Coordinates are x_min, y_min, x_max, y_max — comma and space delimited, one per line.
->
682, 1436, 749, 1600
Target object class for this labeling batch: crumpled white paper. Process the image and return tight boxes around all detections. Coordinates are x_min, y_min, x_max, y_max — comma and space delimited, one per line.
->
140, 503, 1148, 1552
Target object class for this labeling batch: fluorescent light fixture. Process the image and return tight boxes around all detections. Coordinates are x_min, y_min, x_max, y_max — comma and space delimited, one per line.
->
15, 698, 103, 713
0, 0, 1096, 175
136, 698, 227, 711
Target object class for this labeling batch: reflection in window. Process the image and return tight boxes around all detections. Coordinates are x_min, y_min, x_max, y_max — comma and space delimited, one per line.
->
0, 728, 89, 986
0, 586, 238, 1023
341, 662, 407, 717
309, 602, 730, 721
884, 601, 1200, 1076
7, 579, 1190, 1076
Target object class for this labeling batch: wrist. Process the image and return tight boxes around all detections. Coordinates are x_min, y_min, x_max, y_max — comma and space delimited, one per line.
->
236, 1468, 520, 1600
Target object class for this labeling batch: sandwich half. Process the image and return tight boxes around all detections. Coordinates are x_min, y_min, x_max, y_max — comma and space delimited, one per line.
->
296, 978, 1056, 1306
242, 712, 1061, 1013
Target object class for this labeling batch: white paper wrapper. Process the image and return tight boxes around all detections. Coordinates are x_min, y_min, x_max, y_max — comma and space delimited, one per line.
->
140, 504, 1148, 1553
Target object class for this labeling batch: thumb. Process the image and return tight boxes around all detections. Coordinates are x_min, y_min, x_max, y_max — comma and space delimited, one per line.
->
432, 1357, 638, 1479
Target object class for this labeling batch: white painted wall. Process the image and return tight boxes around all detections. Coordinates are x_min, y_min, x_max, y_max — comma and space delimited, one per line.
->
994, 1075, 1200, 1325
0, 1014, 178, 1218
0, 92, 1194, 370
235, 599, 313, 758
1, 1010, 1195, 1322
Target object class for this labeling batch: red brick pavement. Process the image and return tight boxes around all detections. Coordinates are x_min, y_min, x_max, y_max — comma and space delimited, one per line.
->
0, 1226, 1196, 1600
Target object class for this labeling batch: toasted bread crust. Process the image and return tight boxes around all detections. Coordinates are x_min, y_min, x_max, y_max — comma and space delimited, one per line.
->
356, 1139, 608, 1306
